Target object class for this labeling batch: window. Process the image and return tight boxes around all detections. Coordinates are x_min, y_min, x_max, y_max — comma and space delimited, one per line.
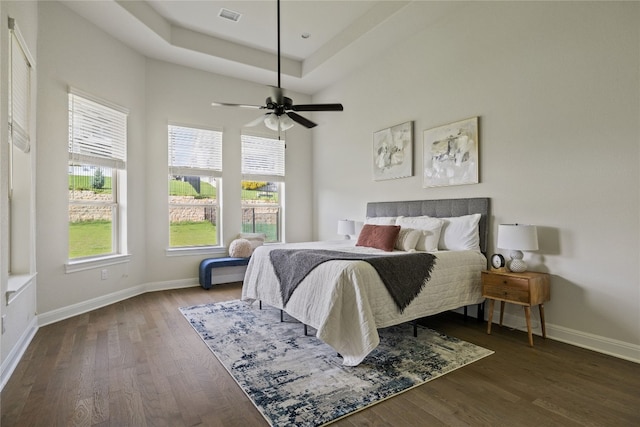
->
8, 18, 32, 154
68, 91, 128, 261
8, 17, 35, 276
241, 134, 285, 243
168, 124, 222, 248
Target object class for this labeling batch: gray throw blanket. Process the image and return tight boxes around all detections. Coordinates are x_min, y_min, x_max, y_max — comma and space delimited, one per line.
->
269, 249, 437, 313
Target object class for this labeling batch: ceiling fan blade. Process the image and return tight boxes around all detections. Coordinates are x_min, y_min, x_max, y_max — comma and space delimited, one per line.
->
287, 112, 317, 129
211, 0, 342, 130
212, 102, 263, 109
291, 103, 344, 112
245, 114, 269, 128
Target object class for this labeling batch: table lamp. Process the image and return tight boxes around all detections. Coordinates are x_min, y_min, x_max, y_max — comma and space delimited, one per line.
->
337, 220, 356, 240
497, 224, 539, 273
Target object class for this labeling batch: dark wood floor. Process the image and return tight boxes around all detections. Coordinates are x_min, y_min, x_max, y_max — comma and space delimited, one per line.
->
2, 283, 639, 426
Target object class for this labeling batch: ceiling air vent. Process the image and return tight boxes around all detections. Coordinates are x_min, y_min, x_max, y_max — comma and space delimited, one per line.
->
219, 8, 242, 22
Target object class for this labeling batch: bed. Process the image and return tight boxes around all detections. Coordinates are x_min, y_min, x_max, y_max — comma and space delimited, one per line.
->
242, 198, 490, 366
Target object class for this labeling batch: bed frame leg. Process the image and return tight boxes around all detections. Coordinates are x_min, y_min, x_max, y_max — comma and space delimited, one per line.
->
463, 304, 484, 322
259, 300, 262, 310
304, 324, 308, 336
413, 319, 418, 337
280, 310, 283, 322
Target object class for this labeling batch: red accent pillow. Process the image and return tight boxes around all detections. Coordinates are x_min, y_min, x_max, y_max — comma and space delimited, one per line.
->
356, 224, 401, 252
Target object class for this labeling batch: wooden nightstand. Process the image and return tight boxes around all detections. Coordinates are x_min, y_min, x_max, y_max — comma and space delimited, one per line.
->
481, 270, 550, 346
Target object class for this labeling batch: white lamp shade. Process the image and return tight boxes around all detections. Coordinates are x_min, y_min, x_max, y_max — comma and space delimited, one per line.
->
337, 219, 356, 236
279, 114, 294, 130
497, 224, 539, 251
264, 113, 279, 131
264, 113, 294, 131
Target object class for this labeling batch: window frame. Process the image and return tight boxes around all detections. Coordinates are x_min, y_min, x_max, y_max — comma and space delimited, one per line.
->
65, 90, 129, 271
167, 123, 223, 252
3, 16, 36, 298
68, 164, 120, 259
6, 17, 37, 289
241, 133, 285, 243
8, 17, 33, 155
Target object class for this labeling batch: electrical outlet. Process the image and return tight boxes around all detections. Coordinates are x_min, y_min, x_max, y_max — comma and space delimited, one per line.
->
101, 269, 108, 280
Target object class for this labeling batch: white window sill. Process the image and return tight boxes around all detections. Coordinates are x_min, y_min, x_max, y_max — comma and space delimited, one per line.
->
7, 273, 37, 304
165, 246, 226, 257
65, 254, 131, 273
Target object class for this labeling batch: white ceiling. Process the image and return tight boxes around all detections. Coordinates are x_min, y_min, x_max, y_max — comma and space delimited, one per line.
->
147, 0, 378, 61
61, 1, 461, 95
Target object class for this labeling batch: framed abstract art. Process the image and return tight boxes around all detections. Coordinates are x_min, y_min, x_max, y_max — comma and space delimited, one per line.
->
423, 117, 479, 188
373, 121, 413, 181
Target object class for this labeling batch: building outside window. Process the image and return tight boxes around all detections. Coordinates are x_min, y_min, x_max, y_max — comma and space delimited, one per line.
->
241, 134, 285, 243
168, 124, 222, 248
68, 91, 128, 260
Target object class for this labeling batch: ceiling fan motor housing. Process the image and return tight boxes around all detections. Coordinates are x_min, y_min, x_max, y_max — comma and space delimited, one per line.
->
211, 0, 343, 129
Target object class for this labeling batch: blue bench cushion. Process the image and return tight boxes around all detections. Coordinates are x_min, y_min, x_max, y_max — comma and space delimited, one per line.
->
199, 257, 250, 289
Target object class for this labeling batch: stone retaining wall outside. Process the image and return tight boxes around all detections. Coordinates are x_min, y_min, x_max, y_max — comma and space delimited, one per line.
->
69, 191, 279, 225
169, 196, 217, 223
69, 190, 113, 222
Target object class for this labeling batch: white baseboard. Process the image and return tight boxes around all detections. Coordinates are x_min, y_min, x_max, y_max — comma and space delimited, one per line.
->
489, 310, 640, 364
1, 316, 38, 391
37, 271, 246, 328
545, 323, 640, 363
37, 277, 198, 327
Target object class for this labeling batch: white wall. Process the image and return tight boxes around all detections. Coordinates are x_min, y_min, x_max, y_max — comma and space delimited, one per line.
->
144, 59, 313, 283
34, 1, 313, 317
312, 1, 640, 360
0, 0, 38, 389
36, 1, 148, 316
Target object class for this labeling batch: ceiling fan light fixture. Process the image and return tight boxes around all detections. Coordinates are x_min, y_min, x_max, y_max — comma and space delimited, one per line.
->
264, 113, 294, 131
210, 0, 343, 130
280, 114, 294, 131
264, 114, 279, 131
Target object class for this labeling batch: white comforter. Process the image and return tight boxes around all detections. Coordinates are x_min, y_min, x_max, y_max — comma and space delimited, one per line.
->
241, 240, 486, 366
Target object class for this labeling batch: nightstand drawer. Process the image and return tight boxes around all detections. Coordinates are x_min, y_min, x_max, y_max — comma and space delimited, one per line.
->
483, 283, 529, 303
482, 274, 530, 303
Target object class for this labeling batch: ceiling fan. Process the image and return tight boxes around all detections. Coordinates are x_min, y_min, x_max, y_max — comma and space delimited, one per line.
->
211, 0, 344, 131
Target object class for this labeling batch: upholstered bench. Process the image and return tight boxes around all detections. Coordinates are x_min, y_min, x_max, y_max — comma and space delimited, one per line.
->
199, 257, 250, 289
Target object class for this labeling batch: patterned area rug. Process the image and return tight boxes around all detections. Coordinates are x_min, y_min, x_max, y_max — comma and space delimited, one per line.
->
180, 300, 493, 427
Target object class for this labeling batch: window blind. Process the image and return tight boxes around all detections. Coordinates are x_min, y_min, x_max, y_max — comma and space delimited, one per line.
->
241, 134, 285, 181
68, 92, 128, 169
168, 125, 222, 177
8, 18, 33, 154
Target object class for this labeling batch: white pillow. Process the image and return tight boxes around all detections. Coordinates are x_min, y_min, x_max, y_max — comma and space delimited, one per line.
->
394, 228, 422, 251
238, 232, 266, 250
438, 213, 481, 251
229, 238, 253, 257
395, 216, 444, 252
365, 216, 398, 225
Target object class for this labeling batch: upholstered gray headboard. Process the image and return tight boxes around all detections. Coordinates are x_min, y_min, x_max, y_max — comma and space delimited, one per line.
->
365, 198, 490, 254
